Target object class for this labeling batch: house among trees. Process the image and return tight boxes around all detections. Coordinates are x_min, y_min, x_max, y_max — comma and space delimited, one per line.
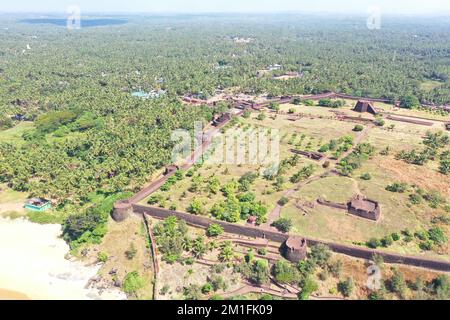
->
213, 112, 232, 126
247, 216, 257, 226
353, 100, 378, 116
132, 89, 166, 99
347, 195, 381, 221
290, 149, 325, 161
282, 236, 307, 263
12, 114, 26, 121
24, 198, 52, 212
268, 64, 283, 71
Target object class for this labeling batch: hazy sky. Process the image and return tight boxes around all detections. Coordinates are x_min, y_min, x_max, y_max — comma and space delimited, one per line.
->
1, 0, 449, 15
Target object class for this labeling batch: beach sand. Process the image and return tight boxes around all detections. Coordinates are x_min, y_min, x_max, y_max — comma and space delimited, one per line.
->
0, 217, 126, 300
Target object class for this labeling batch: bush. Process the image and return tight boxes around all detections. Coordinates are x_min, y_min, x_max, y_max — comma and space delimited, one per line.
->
360, 173, 372, 180
367, 238, 382, 249
400, 95, 420, 109
328, 260, 343, 278
125, 242, 137, 260
338, 277, 354, 297
257, 248, 267, 256
251, 260, 270, 285
183, 284, 202, 300
432, 275, 449, 300
207, 224, 224, 237
428, 227, 447, 246
310, 244, 332, 268
271, 218, 293, 233
299, 277, 318, 300
272, 260, 300, 284
409, 193, 423, 205
123, 271, 145, 296
353, 125, 364, 132
188, 198, 204, 215
391, 233, 400, 241
278, 196, 289, 206
202, 283, 213, 294
374, 117, 385, 127
390, 269, 406, 298
381, 235, 394, 247
97, 251, 109, 263
386, 182, 408, 193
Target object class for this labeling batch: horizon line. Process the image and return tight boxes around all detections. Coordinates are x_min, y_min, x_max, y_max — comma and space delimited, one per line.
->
1, 10, 450, 16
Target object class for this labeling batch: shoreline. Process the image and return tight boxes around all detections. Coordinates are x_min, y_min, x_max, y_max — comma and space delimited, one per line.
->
0, 217, 126, 300
0, 288, 30, 300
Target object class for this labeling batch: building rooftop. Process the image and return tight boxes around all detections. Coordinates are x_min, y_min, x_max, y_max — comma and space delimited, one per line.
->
25, 198, 50, 208
349, 195, 377, 212
285, 236, 307, 251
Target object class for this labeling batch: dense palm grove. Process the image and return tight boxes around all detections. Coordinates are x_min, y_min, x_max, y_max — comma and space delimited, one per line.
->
0, 14, 449, 214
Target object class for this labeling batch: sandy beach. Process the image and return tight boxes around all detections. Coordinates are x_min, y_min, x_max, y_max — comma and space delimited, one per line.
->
0, 217, 126, 300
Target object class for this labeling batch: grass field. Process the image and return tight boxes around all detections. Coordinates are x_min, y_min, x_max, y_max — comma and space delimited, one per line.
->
0, 184, 28, 218
91, 215, 155, 300
0, 122, 34, 146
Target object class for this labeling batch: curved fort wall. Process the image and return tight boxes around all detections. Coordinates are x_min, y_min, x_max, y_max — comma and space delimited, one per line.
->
131, 204, 450, 272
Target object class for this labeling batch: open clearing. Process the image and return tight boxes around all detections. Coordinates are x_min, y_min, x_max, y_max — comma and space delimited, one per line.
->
143, 102, 450, 260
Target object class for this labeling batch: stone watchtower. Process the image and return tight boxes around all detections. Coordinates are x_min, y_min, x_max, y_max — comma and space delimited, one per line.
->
282, 236, 308, 263
112, 200, 133, 222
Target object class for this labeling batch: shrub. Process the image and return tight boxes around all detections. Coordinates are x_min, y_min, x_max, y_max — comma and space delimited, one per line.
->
409, 193, 423, 205
278, 197, 289, 206
257, 248, 267, 256
391, 233, 400, 241
381, 235, 394, 247
123, 271, 145, 296
298, 277, 318, 300
328, 260, 343, 278
360, 173, 372, 180
432, 275, 450, 300
367, 238, 381, 249
353, 125, 364, 132
202, 283, 213, 294
400, 95, 420, 109
428, 227, 448, 246
390, 269, 406, 298
424, 191, 445, 209
310, 244, 332, 268
374, 117, 385, 127
338, 277, 354, 297
125, 242, 138, 260
188, 198, 204, 215
271, 218, 293, 233
207, 224, 224, 237
97, 251, 109, 263
386, 182, 408, 193
183, 284, 202, 300
251, 260, 270, 285
272, 260, 301, 284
